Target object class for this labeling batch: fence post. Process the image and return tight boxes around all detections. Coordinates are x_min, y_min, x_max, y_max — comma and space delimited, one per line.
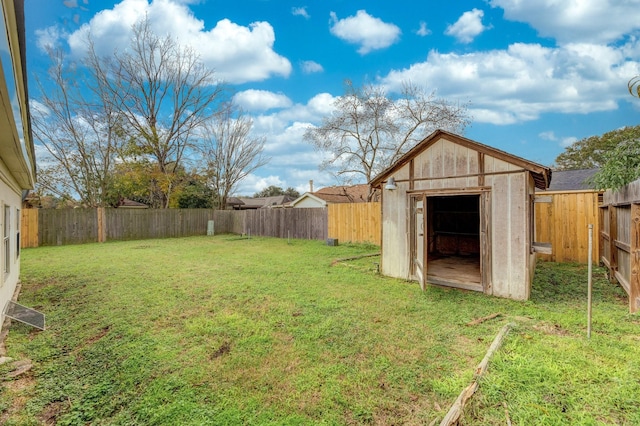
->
630, 203, 640, 313
97, 207, 106, 243
609, 206, 618, 283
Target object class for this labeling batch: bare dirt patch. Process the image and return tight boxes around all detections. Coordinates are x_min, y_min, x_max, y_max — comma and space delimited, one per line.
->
0, 375, 36, 424
210, 341, 231, 359
533, 322, 571, 336
38, 401, 68, 426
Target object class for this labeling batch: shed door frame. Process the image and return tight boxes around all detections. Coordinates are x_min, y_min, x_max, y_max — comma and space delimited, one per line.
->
409, 189, 492, 293
409, 194, 427, 290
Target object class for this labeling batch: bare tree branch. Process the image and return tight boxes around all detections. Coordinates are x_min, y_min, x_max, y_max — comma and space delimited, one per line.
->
304, 80, 470, 199
199, 104, 270, 209
31, 48, 123, 207
93, 17, 227, 207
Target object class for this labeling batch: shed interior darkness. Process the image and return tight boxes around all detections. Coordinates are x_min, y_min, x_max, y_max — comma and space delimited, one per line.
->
426, 195, 481, 288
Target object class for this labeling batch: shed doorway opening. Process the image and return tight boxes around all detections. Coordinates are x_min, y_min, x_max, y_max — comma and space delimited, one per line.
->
425, 194, 482, 291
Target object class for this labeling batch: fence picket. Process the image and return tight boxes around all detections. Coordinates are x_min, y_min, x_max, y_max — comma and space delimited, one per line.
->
21, 208, 329, 246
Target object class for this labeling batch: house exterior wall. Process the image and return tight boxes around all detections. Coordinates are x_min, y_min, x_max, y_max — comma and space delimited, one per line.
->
293, 196, 325, 208
0, 0, 36, 332
0, 159, 23, 318
380, 135, 535, 300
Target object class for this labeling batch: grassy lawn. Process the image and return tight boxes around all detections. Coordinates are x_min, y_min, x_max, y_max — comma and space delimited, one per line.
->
1, 236, 638, 425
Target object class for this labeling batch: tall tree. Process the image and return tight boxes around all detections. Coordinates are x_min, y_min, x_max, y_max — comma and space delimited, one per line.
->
88, 17, 225, 208
555, 125, 640, 170
200, 103, 269, 209
254, 186, 300, 198
591, 138, 640, 190
304, 80, 470, 200
31, 49, 123, 207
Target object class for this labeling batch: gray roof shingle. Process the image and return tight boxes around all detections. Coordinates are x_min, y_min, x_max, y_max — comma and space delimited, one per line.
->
546, 168, 599, 191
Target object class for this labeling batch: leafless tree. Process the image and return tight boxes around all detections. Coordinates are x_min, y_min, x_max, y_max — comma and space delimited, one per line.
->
31, 49, 123, 207
90, 17, 226, 208
200, 103, 269, 209
304, 80, 470, 200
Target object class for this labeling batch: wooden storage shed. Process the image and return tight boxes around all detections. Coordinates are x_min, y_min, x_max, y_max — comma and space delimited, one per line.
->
370, 130, 552, 300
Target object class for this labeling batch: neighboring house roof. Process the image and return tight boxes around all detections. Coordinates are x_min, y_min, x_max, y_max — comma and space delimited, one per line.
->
226, 197, 244, 208
227, 195, 295, 209
544, 168, 599, 191
370, 129, 552, 191
290, 184, 379, 208
117, 198, 149, 209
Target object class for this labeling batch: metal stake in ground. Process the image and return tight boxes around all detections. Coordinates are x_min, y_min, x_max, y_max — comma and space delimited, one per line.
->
587, 224, 593, 339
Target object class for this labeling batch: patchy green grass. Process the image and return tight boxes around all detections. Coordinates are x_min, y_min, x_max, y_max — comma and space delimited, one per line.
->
1, 236, 638, 425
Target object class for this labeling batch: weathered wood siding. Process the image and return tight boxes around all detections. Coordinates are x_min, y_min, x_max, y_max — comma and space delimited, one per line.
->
381, 166, 411, 280
485, 156, 530, 300
412, 139, 481, 190
328, 202, 381, 245
380, 135, 534, 300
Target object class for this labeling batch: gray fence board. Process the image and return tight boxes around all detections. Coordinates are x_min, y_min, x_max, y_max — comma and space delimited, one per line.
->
33, 208, 327, 246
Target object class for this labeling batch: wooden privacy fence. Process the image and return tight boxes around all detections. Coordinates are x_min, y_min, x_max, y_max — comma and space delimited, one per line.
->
21, 207, 327, 247
327, 202, 381, 245
22, 196, 604, 254
244, 208, 327, 240
599, 180, 640, 313
534, 190, 602, 263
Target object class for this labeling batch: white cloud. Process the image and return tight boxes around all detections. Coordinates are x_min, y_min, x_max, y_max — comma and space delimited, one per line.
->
538, 131, 576, 147
291, 7, 309, 19
301, 60, 323, 74
235, 174, 285, 196
538, 131, 557, 141
29, 99, 49, 114
445, 8, 488, 44
232, 93, 343, 193
560, 136, 578, 147
62, 0, 291, 84
35, 26, 67, 52
379, 41, 640, 125
233, 90, 293, 112
329, 10, 401, 55
490, 0, 640, 45
416, 21, 431, 37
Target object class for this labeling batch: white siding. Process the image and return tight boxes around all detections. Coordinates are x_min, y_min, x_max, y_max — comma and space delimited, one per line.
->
0, 158, 23, 322
293, 196, 325, 208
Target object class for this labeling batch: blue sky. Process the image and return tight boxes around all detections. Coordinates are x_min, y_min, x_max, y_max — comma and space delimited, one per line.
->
25, 0, 640, 195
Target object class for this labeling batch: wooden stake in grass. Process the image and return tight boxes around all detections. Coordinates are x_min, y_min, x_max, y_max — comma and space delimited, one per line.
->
466, 312, 501, 326
440, 323, 514, 426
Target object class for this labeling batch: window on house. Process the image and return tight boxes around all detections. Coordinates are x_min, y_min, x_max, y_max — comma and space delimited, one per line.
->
4, 205, 10, 275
